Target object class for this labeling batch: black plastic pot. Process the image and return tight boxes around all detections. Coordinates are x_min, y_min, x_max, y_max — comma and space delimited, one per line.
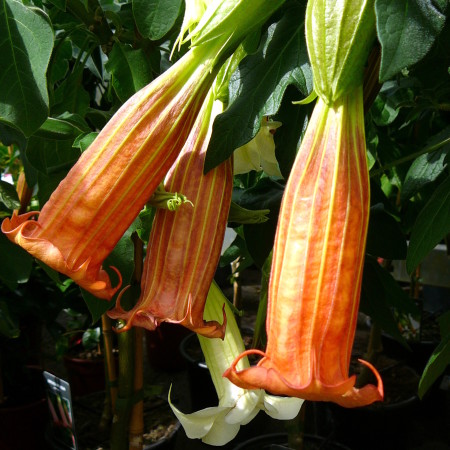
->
0, 367, 49, 450
179, 333, 218, 410
232, 432, 351, 450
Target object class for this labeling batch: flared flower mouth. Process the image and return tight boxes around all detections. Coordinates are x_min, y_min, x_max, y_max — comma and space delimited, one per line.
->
108, 94, 232, 338
2, 211, 122, 299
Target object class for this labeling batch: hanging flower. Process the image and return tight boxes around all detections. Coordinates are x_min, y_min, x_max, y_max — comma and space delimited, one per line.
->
2, 0, 286, 300
169, 282, 303, 446
225, 0, 383, 408
233, 118, 282, 176
225, 91, 383, 408
108, 93, 232, 338
1, 46, 217, 300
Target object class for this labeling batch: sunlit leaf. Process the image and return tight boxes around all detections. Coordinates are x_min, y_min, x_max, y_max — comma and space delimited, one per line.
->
376, 0, 448, 82
0, 0, 54, 136
205, 2, 312, 172
133, 0, 182, 40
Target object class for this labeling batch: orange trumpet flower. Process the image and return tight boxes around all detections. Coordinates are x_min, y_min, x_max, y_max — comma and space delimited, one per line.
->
108, 92, 232, 338
225, 90, 384, 407
1, 47, 217, 299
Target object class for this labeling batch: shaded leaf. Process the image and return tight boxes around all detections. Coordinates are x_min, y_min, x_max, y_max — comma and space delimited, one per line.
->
0, 0, 54, 136
205, 2, 312, 172
376, 0, 448, 82
133, 0, 182, 40
418, 331, 450, 398
401, 126, 450, 201
240, 178, 284, 268
366, 204, 407, 259
274, 85, 313, 179
361, 256, 419, 348
82, 221, 137, 323
0, 180, 20, 210
407, 174, 450, 273
105, 42, 153, 102
0, 231, 33, 290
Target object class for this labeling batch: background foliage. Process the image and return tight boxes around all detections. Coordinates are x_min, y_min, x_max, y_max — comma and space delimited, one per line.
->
0, 0, 449, 399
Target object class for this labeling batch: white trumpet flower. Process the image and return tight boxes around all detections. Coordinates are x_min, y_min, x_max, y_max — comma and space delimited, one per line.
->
169, 281, 303, 446
233, 117, 282, 177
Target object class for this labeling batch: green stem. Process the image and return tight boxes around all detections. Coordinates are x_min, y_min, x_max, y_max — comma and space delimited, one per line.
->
370, 136, 450, 177
110, 328, 135, 450
110, 233, 143, 450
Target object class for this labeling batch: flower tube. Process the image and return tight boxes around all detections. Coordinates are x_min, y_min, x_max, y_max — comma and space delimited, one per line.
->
225, 0, 383, 408
2, 0, 285, 300
169, 282, 303, 446
108, 92, 232, 338
225, 91, 383, 407
2, 47, 216, 299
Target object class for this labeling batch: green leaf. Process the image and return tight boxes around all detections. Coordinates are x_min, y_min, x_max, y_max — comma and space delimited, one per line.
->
204, 2, 312, 172
240, 178, 284, 268
418, 331, 450, 398
361, 256, 419, 348
274, 85, 313, 179
72, 132, 98, 152
0, 0, 54, 136
132, 0, 182, 40
0, 180, 20, 210
401, 127, 450, 201
34, 115, 90, 140
52, 72, 90, 117
376, 0, 448, 82
26, 134, 80, 175
105, 42, 153, 102
407, 174, 450, 273
82, 221, 137, 323
0, 231, 33, 290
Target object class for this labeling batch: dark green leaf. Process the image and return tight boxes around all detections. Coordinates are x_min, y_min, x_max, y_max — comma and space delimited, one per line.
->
0, 231, 33, 289
26, 134, 80, 175
205, 2, 312, 172
36, 170, 67, 206
418, 331, 450, 398
401, 127, 450, 201
0, 122, 27, 150
0, 0, 54, 136
361, 256, 419, 347
105, 42, 153, 102
133, 0, 182, 40
52, 72, 90, 116
366, 204, 407, 259
82, 326, 101, 350
376, 0, 448, 82
48, 38, 72, 85
34, 115, 90, 140
0, 180, 20, 210
0, 300, 20, 338
240, 178, 284, 268
407, 174, 450, 273
82, 221, 137, 323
